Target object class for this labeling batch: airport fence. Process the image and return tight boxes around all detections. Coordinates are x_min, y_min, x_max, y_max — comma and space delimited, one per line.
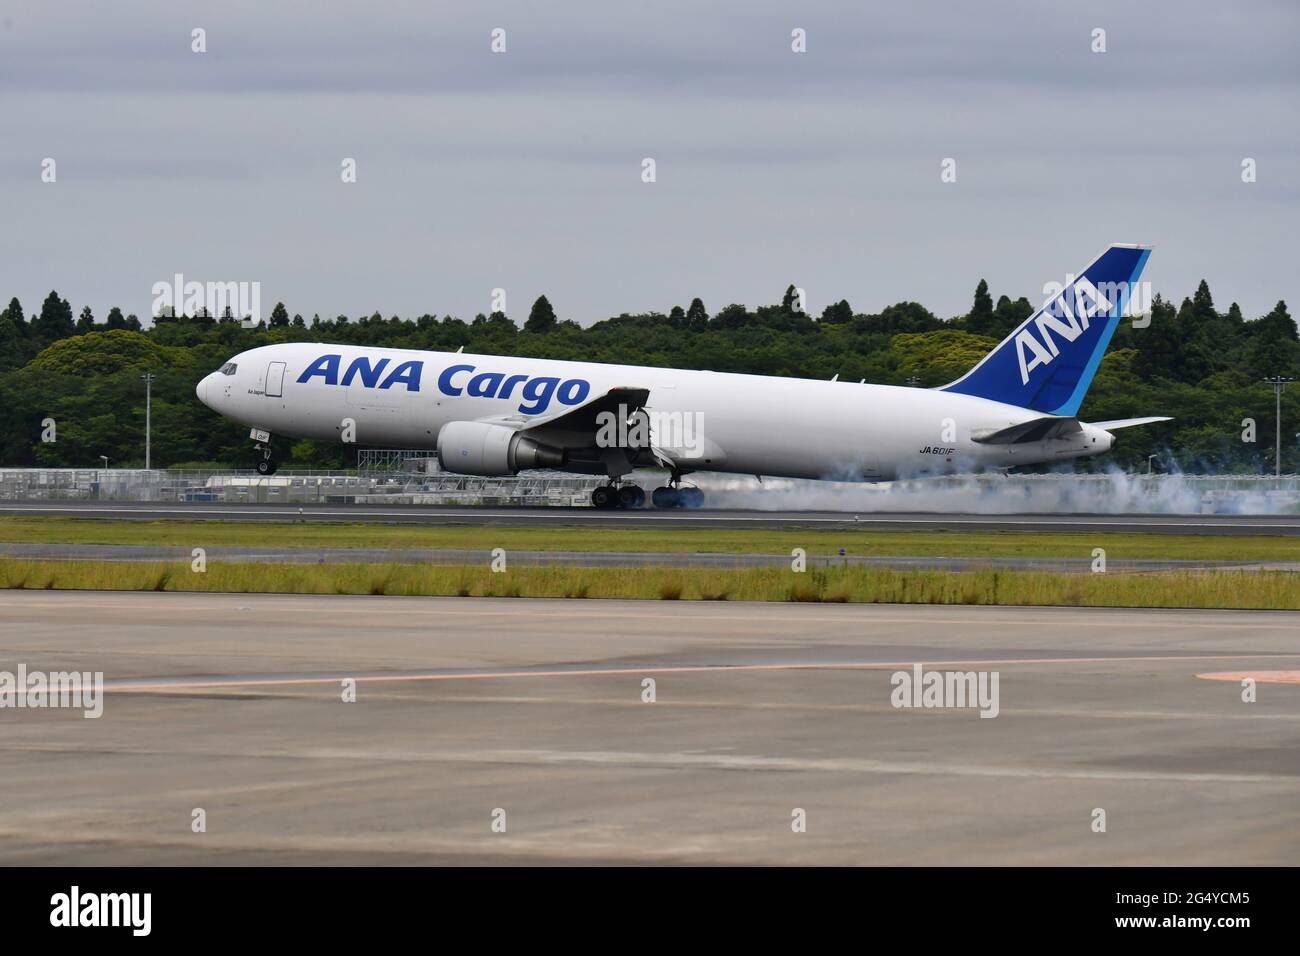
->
0, 468, 603, 506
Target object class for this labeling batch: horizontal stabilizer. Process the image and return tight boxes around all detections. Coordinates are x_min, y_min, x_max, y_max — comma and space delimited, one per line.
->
1092, 416, 1172, 431
971, 416, 1081, 445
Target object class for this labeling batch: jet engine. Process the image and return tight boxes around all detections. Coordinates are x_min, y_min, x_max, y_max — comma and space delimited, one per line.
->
436, 421, 565, 476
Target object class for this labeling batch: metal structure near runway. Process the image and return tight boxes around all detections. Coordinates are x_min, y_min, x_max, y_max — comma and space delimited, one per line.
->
0, 467, 601, 507
0, 467, 1297, 511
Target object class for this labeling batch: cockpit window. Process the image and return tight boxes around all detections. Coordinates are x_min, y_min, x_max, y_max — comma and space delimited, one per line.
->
219, 363, 238, 375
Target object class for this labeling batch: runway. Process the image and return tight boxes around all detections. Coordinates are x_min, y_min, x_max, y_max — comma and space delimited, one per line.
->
0, 592, 1297, 864
3, 541, 1299, 573
3, 500, 1299, 534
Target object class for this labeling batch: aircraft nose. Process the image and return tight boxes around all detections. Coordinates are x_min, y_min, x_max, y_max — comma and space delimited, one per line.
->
196, 375, 210, 406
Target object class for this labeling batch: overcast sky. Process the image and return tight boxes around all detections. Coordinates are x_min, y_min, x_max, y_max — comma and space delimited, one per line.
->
1, 1, 1295, 327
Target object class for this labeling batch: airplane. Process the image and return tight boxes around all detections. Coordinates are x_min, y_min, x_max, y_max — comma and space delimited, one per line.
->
196, 244, 1169, 509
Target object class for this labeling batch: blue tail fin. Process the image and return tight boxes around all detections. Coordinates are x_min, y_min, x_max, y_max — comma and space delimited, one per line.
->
941, 244, 1151, 415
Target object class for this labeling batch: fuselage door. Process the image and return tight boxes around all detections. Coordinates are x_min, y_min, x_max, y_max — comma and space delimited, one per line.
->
266, 361, 286, 398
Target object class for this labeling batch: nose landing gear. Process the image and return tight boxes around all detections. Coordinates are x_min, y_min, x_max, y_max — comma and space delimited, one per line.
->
251, 429, 278, 476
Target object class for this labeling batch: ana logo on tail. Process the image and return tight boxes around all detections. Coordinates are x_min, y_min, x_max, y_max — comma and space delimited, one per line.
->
941, 244, 1151, 415
1015, 278, 1113, 385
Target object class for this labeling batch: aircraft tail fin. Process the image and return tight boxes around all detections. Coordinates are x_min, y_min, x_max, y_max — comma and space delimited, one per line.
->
941, 244, 1151, 415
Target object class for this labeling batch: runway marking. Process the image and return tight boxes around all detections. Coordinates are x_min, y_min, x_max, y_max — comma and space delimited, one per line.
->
1197, 671, 1300, 684
101, 653, 1300, 692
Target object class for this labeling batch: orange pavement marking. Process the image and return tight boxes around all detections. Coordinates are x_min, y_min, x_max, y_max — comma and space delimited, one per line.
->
1196, 671, 1300, 684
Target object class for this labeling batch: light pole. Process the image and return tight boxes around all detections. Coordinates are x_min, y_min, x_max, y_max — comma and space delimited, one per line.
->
141, 372, 154, 471
1261, 376, 1292, 478
1146, 454, 1157, 475
98, 456, 109, 499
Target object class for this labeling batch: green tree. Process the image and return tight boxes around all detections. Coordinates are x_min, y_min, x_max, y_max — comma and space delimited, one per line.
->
820, 299, 853, 324
3, 298, 27, 336
711, 303, 750, 329
525, 295, 557, 333
781, 284, 799, 313
28, 329, 171, 377
0, 305, 21, 371
965, 278, 994, 334
1245, 301, 1299, 378
1131, 294, 1182, 380
892, 329, 998, 384
269, 302, 290, 327
33, 290, 75, 341
686, 297, 709, 331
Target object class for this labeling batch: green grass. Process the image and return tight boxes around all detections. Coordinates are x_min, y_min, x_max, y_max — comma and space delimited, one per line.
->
0, 517, 1296, 561
1, 558, 1296, 609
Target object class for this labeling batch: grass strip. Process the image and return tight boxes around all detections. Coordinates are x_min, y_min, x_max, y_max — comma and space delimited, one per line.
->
1, 558, 1296, 609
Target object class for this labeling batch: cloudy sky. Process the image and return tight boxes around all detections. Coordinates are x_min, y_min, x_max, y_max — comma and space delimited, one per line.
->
1, 1, 1295, 326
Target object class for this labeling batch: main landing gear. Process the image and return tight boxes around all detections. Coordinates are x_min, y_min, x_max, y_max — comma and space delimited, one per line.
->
589, 470, 703, 510
651, 485, 704, 509
591, 483, 646, 510
650, 470, 704, 509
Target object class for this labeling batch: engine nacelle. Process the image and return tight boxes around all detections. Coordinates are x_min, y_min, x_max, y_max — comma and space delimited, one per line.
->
436, 421, 565, 476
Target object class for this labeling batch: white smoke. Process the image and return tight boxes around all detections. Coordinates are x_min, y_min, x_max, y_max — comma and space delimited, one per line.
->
677, 467, 1299, 515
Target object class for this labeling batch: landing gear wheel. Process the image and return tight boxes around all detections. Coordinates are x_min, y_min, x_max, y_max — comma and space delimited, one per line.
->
255, 458, 278, 476
618, 485, 645, 509
652, 486, 681, 509
679, 487, 705, 509
591, 485, 616, 509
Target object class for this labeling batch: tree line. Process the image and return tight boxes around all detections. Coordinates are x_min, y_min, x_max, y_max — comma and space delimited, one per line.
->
0, 280, 1296, 473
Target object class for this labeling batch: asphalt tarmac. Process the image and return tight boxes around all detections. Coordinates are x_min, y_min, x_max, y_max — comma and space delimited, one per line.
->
0, 592, 1296, 864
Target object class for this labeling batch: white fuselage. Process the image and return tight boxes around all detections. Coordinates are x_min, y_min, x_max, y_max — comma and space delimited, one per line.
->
197, 342, 1114, 480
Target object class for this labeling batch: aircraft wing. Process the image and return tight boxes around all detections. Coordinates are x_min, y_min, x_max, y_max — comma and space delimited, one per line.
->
471, 385, 716, 473
472, 386, 652, 447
